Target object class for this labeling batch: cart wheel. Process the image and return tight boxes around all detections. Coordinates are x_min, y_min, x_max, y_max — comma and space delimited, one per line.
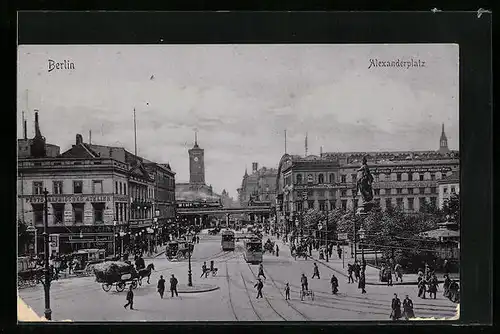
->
102, 283, 112, 292
116, 282, 125, 292
131, 280, 138, 289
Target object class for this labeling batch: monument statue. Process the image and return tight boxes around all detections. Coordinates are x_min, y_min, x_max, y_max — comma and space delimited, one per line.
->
356, 156, 374, 213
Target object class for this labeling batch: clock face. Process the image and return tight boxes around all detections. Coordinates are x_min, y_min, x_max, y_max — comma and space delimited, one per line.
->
194, 157, 199, 162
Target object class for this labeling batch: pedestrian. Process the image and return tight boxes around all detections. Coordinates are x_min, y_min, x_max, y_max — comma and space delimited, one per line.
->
258, 263, 266, 280
170, 274, 179, 297
312, 263, 320, 279
337, 245, 342, 259
254, 278, 264, 299
417, 276, 427, 299
428, 273, 438, 299
347, 264, 354, 284
157, 275, 166, 299
402, 295, 415, 320
391, 293, 402, 321
443, 274, 451, 298
284, 282, 290, 300
319, 248, 325, 260
394, 263, 403, 282
331, 274, 339, 294
354, 262, 360, 282
196, 236, 200, 244
386, 265, 393, 286
124, 285, 134, 310
443, 259, 450, 276
301, 273, 308, 292
358, 271, 366, 294
308, 243, 312, 256
201, 262, 208, 278
275, 244, 279, 257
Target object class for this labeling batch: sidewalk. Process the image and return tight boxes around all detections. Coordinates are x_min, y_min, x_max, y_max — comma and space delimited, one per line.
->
270, 235, 459, 286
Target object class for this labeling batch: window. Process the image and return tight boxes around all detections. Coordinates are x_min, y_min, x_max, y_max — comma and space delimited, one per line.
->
385, 198, 392, 209
73, 181, 83, 194
374, 189, 380, 195
296, 174, 302, 184
430, 187, 437, 194
92, 180, 103, 194
329, 173, 335, 183
297, 202, 303, 211
341, 200, 347, 210
396, 198, 403, 208
32, 204, 44, 225
73, 203, 84, 224
419, 187, 426, 194
52, 204, 64, 224
341, 190, 347, 197
115, 181, 118, 194
408, 173, 413, 181
330, 200, 336, 209
318, 174, 324, 184
53, 181, 63, 195
33, 181, 43, 195
330, 189, 336, 197
396, 173, 402, 181
408, 188, 414, 195
308, 201, 315, 209
341, 175, 346, 183
124, 183, 127, 195
451, 186, 456, 193
419, 174, 424, 181
119, 182, 123, 194
307, 174, 314, 183
318, 190, 325, 197
385, 188, 392, 195
397, 188, 402, 194
351, 174, 357, 182
307, 190, 314, 197
443, 187, 448, 194
408, 198, 414, 211
430, 173, 436, 181
374, 173, 379, 182
93, 203, 105, 223
319, 201, 325, 211
379, 173, 386, 181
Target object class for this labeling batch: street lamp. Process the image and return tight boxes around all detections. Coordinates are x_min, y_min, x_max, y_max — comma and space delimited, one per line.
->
352, 188, 358, 261
113, 221, 117, 257
188, 240, 193, 287
42, 188, 52, 320
359, 227, 366, 262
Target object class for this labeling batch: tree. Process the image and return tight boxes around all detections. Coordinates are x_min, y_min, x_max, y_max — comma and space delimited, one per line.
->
442, 193, 460, 227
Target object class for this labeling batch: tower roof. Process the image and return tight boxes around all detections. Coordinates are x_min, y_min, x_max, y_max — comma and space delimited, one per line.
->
440, 123, 447, 141
193, 130, 199, 148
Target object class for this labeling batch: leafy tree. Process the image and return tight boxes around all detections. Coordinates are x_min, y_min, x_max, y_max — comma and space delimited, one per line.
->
442, 193, 460, 228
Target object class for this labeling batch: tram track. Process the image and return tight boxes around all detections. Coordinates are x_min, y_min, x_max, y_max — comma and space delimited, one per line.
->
245, 263, 287, 321
225, 262, 239, 321
239, 272, 263, 321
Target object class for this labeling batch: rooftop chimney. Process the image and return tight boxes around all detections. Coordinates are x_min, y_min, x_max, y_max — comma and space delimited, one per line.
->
76, 134, 83, 145
34, 111, 42, 139
252, 162, 258, 173
23, 118, 27, 140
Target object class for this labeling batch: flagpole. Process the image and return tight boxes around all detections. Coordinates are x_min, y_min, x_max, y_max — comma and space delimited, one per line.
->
134, 108, 137, 156
284, 130, 287, 154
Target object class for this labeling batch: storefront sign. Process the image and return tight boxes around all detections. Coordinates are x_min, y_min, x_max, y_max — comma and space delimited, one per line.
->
25, 195, 113, 204
372, 166, 453, 174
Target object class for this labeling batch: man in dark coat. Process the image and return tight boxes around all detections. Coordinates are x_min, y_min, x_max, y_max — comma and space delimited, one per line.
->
418, 276, 427, 299
354, 262, 360, 282
391, 293, 402, 320
312, 263, 320, 279
443, 274, 451, 298
284, 282, 290, 300
330, 274, 339, 294
358, 271, 366, 294
337, 245, 342, 259
254, 278, 264, 299
301, 273, 308, 292
402, 295, 415, 320
170, 274, 179, 297
347, 264, 354, 284
275, 244, 279, 257
428, 273, 438, 299
258, 264, 266, 280
157, 275, 166, 299
124, 285, 134, 310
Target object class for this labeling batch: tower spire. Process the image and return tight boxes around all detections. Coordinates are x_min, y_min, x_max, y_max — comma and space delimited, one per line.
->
439, 123, 449, 154
305, 132, 308, 157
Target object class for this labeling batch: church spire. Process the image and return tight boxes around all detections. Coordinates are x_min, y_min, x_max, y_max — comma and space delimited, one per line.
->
193, 130, 199, 148
439, 123, 449, 154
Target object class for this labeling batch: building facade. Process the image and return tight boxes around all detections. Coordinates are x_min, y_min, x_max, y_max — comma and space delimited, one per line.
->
275, 126, 459, 233
144, 163, 176, 223
237, 162, 278, 207
438, 170, 460, 209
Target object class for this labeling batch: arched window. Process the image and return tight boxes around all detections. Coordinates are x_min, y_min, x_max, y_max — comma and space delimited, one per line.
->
296, 174, 302, 184
318, 174, 324, 184
329, 173, 335, 183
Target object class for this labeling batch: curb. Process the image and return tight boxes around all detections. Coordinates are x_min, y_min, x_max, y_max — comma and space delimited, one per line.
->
176, 284, 220, 294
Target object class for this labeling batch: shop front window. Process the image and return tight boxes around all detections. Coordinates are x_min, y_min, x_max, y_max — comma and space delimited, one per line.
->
93, 203, 105, 223
52, 204, 64, 224
73, 203, 84, 224
32, 204, 43, 225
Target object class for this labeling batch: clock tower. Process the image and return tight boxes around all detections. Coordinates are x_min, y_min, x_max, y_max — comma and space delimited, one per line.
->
188, 131, 205, 184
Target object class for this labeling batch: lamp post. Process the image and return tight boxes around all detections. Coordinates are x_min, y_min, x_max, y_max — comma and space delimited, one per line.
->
113, 221, 117, 257
325, 202, 329, 263
188, 239, 193, 287
42, 188, 52, 320
352, 188, 358, 261
359, 227, 366, 262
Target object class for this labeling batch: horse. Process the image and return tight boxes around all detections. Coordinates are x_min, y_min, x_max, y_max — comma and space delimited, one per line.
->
137, 263, 155, 286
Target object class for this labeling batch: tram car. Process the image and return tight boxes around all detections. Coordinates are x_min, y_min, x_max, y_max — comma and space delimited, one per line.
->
221, 229, 235, 251
243, 237, 263, 264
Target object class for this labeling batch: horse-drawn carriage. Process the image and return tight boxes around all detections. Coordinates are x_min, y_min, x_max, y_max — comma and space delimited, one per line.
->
71, 249, 107, 277
17, 257, 44, 288
94, 261, 155, 292
292, 244, 309, 260
165, 240, 194, 261
264, 239, 275, 254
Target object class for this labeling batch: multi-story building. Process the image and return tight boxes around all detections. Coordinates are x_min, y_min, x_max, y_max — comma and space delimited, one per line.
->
275, 125, 459, 231
17, 115, 176, 256
237, 162, 278, 207
438, 170, 460, 209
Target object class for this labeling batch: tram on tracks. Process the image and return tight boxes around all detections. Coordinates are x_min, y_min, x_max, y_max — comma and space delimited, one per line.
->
221, 230, 235, 251
243, 237, 263, 264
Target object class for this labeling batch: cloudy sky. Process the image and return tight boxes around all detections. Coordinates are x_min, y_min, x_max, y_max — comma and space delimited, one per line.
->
17, 44, 459, 198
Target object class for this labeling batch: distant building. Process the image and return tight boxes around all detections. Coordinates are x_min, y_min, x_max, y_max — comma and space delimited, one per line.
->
275, 126, 459, 233
438, 170, 460, 209
237, 162, 278, 207
18, 112, 60, 158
